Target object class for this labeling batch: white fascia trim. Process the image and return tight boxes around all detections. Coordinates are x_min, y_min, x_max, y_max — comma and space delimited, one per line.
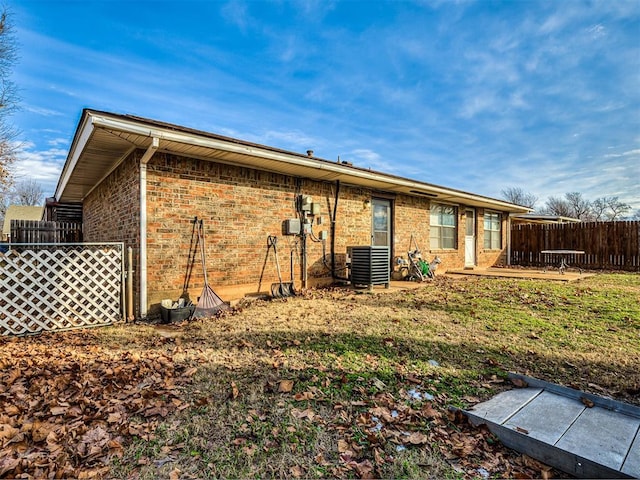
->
55, 115, 95, 200
89, 113, 527, 213
140, 136, 160, 164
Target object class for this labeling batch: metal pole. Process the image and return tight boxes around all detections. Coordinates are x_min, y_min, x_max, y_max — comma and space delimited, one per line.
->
127, 246, 134, 321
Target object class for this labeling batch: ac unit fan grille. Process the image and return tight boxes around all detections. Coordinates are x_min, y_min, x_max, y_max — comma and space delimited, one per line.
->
349, 246, 390, 287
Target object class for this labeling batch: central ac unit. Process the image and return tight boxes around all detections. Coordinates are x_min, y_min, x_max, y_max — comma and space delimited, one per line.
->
348, 246, 390, 289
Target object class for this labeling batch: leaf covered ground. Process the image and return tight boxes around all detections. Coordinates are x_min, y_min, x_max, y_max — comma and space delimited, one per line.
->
0, 273, 638, 479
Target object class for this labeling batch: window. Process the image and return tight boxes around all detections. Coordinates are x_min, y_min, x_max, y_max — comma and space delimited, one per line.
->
430, 204, 457, 249
484, 212, 502, 249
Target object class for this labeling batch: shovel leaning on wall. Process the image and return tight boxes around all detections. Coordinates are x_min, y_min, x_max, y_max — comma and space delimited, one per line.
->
268, 236, 295, 298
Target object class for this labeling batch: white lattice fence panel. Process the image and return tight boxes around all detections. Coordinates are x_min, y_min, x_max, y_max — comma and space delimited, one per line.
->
0, 244, 123, 335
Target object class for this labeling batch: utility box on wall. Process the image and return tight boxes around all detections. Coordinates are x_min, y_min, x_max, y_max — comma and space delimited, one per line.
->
348, 246, 390, 289
283, 218, 301, 236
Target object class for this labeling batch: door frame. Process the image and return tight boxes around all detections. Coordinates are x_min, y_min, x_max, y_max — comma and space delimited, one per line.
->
371, 197, 393, 247
465, 208, 476, 267
371, 197, 394, 269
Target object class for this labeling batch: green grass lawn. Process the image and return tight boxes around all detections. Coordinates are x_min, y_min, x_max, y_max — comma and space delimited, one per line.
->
104, 272, 639, 479
3, 272, 637, 479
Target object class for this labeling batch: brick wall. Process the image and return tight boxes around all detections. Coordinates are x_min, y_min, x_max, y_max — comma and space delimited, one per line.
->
82, 150, 510, 314
83, 152, 141, 315
83, 153, 140, 246
475, 208, 509, 267
144, 154, 391, 306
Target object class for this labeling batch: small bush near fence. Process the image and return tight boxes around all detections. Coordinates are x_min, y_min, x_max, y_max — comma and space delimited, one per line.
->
511, 221, 640, 271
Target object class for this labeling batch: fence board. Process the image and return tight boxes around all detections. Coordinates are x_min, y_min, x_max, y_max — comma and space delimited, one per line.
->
511, 221, 640, 272
0, 243, 123, 336
10, 220, 82, 243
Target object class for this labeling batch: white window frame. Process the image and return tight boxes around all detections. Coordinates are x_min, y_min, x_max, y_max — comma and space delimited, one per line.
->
484, 211, 502, 250
430, 203, 457, 250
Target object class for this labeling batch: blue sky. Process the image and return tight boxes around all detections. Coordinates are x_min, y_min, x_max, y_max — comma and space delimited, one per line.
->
9, 0, 640, 212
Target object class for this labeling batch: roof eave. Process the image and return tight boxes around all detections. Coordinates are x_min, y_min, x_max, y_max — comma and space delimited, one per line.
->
55, 111, 95, 201
57, 110, 531, 214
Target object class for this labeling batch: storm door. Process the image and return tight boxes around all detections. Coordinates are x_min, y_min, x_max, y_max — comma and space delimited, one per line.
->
372, 198, 392, 247
465, 209, 476, 267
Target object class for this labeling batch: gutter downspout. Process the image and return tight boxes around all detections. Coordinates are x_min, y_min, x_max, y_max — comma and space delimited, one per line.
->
139, 137, 159, 318
331, 181, 340, 279
506, 213, 512, 266
330, 180, 349, 282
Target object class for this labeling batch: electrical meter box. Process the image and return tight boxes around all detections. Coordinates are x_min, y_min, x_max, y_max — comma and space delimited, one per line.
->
283, 218, 301, 235
311, 203, 321, 215
298, 195, 313, 212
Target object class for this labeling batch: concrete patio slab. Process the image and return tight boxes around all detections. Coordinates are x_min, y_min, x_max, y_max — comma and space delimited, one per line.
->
504, 390, 585, 444
446, 267, 595, 282
464, 374, 640, 478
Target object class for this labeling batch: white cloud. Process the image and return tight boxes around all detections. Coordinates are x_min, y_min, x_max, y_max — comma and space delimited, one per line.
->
587, 23, 606, 39
48, 138, 69, 147
539, 12, 568, 35
221, 0, 250, 32
458, 92, 498, 119
261, 130, 319, 152
11, 141, 66, 196
24, 105, 64, 117
603, 149, 640, 159
347, 149, 398, 173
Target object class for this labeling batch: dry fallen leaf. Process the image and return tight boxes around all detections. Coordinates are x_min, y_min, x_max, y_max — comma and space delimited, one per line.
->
243, 444, 257, 456
107, 412, 122, 424
294, 391, 314, 401
291, 408, 315, 421
354, 459, 375, 479
31, 420, 55, 443
422, 403, 440, 419
231, 381, 239, 399
0, 424, 20, 442
278, 379, 294, 393
0, 457, 20, 477
290, 465, 305, 478
510, 377, 529, 388
50, 406, 67, 416
338, 439, 351, 453
406, 432, 429, 445
183, 367, 198, 377
581, 397, 595, 408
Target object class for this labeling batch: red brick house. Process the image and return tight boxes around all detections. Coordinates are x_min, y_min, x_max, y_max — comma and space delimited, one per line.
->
54, 109, 530, 318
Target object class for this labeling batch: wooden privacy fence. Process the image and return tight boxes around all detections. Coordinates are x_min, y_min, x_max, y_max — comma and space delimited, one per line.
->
511, 221, 640, 271
10, 219, 82, 243
0, 243, 124, 336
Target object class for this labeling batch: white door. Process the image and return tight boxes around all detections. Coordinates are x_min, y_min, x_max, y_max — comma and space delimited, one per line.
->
465, 209, 476, 267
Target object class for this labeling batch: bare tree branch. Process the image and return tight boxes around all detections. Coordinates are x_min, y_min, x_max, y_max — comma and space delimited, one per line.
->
0, 8, 19, 189
12, 178, 44, 206
564, 192, 592, 220
500, 186, 538, 208
539, 196, 573, 217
